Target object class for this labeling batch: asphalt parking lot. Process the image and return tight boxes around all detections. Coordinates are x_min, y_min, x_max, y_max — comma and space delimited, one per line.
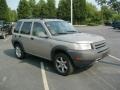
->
0, 25, 120, 90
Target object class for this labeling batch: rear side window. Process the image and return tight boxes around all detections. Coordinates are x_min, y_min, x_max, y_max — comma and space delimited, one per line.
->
20, 22, 32, 35
14, 21, 22, 33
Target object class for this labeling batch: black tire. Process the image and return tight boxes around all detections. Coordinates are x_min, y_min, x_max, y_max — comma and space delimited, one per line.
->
14, 44, 25, 59
53, 53, 74, 76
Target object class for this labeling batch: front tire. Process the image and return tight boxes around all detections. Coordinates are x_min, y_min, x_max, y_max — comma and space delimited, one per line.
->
15, 44, 25, 59
54, 53, 74, 76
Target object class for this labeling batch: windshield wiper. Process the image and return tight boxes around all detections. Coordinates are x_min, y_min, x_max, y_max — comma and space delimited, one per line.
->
53, 32, 68, 36
67, 31, 77, 33
57, 32, 68, 34
67, 30, 77, 32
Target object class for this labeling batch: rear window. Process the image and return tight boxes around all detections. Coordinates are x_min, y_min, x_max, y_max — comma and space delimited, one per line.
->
14, 21, 22, 33
20, 22, 32, 35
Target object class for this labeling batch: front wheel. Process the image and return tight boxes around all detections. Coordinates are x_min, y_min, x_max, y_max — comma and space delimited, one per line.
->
54, 53, 74, 76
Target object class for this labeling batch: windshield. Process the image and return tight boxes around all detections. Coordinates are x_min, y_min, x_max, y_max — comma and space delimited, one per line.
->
45, 21, 77, 35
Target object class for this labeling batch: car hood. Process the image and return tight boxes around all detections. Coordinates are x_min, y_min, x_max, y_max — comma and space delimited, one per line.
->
52, 33, 105, 43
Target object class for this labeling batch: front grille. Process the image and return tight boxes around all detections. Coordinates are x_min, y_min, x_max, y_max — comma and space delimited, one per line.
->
95, 42, 106, 49
92, 41, 108, 53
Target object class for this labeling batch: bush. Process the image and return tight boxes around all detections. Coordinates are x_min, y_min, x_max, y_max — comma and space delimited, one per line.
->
86, 3, 102, 25
112, 14, 120, 21
87, 23, 99, 26
104, 20, 112, 26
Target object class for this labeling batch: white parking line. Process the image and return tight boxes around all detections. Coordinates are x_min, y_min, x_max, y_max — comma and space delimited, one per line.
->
0, 76, 7, 85
108, 54, 120, 62
40, 62, 50, 90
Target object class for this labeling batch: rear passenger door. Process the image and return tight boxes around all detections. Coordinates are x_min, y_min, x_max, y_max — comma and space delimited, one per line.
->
19, 21, 33, 52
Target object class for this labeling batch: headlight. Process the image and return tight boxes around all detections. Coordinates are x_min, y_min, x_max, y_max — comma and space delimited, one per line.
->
74, 43, 92, 50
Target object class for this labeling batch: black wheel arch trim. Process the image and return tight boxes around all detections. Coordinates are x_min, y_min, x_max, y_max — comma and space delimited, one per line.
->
51, 45, 68, 59
51, 45, 75, 65
12, 40, 24, 50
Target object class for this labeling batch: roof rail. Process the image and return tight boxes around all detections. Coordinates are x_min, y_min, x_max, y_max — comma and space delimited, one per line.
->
24, 16, 58, 19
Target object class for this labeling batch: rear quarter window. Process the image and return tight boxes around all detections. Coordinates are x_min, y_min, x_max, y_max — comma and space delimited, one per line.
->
20, 22, 32, 35
14, 21, 22, 33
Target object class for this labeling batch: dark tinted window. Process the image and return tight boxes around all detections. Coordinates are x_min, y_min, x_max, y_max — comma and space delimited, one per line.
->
20, 22, 32, 35
32, 22, 47, 37
14, 21, 22, 33
0, 21, 4, 27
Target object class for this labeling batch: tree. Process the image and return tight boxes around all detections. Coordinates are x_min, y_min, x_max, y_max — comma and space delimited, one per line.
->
86, 3, 101, 24
32, 4, 39, 17
95, 0, 108, 23
95, 0, 107, 6
32, 3, 40, 18
95, 0, 120, 14
47, 0, 56, 18
0, 0, 9, 21
101, 5, 113, 21
7, 8, 17, 22
57, 0, 86, 24
29, 0, 36, 17
112, 14, 120, 20
37, 0, 48, 18
108, 0, 120, 14
57, 0, 71, 21
17, 0, 32, 19
73, 0, 86, 24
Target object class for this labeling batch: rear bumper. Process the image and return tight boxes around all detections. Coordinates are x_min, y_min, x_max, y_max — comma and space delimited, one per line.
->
67, 48, 110, 67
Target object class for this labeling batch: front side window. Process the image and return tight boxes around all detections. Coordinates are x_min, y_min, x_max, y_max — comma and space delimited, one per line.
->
14, 21, 22, 33
46, 21, 77, 35
32, 22, 47, 37
20, 22, 32, 35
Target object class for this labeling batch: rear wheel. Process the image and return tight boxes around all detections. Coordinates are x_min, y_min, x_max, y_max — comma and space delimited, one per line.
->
15, 44, 25, 59
54, 53, 74, 76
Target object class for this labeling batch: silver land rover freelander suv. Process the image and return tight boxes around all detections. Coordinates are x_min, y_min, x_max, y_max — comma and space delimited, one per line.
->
12, 19, 109, 76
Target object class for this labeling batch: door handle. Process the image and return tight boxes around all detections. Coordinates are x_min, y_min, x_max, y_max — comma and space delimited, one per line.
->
30, 37, 34, 40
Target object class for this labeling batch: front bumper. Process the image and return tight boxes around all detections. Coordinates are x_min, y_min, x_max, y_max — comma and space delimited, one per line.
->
67, 48, 110, 67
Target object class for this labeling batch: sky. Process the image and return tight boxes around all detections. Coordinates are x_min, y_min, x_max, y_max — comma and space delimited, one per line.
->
6, 0, 100, 10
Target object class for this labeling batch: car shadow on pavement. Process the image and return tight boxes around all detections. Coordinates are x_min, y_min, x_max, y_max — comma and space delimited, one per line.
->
99, 61, 120, 67
4, 49, 16, 57
4, 49, 49, 69
4, 49, 92, 76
